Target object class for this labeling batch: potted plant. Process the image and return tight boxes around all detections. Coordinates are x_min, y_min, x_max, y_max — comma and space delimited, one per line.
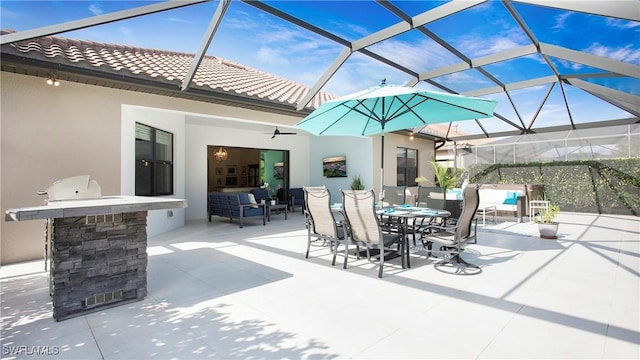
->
350, 175, 365, 190
429, 161, 465, 191
535, 204, 560, 239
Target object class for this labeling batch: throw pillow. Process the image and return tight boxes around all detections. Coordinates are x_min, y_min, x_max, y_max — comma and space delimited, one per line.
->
503, 191, 518, 205
247, 193, 259, 208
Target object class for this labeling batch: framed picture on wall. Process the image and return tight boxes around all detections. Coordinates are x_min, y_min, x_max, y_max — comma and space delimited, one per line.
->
227, 165, 236, 175
273, 162, 284, 179
323, 156, 347, 177
225, 176, 237, 185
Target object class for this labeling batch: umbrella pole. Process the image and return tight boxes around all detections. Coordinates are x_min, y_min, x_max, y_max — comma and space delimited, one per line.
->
380, 132, 384, 198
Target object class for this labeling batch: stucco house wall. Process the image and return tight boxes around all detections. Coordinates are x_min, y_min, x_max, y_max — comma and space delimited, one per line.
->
1, 72, 435, 265
0, 72, 308, 264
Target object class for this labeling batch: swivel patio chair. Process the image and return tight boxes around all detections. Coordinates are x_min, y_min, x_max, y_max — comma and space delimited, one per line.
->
419, 185, 481, 275
304, 186, 350, 268
341, 189, 407, 278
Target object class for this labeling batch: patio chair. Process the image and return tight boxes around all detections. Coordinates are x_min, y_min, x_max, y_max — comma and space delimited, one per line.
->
409, 186, 448, 245
419, 185, 481, 275
341, 189, 407, 278
304, 186, 351, 268
250, 188, 269, 204
289, 187, 305, 213
381, 185, 406, 206
416, 186, 446, 209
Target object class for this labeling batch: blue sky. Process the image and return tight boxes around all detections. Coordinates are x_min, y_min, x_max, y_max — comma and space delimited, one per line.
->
1, 0, 638, 137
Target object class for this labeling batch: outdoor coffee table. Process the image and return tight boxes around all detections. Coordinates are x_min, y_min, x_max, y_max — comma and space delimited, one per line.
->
267, 203, 288, 221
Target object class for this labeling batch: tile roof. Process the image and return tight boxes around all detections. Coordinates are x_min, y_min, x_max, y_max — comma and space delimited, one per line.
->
0, 30, 335, 111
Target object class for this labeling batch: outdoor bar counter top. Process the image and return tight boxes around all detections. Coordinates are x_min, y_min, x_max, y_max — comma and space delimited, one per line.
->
5, 195, 187, 321
5, 195, 186, 221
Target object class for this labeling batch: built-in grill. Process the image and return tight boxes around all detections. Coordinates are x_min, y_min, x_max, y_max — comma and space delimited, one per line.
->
6, 175, 187, 321
39, 174, 102, 202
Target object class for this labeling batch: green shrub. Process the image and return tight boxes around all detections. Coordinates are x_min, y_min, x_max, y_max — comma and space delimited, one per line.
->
468, 158, 640, 215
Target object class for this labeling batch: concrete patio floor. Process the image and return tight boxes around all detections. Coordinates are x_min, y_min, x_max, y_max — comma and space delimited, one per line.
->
1, 211, 639, 359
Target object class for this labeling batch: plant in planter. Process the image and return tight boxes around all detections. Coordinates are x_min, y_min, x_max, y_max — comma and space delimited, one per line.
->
535, 204, 560, 239
429, 161, 465, 191
350, 175, 365, 190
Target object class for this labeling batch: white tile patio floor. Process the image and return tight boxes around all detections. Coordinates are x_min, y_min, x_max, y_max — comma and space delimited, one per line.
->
1, 211, 639, 359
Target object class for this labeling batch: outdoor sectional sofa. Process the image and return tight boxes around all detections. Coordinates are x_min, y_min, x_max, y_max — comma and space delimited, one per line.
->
471, 183, 544, 222
208, 192, 266, 228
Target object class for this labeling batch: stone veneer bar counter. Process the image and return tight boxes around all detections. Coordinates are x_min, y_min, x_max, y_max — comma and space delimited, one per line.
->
5, 196, 187, 321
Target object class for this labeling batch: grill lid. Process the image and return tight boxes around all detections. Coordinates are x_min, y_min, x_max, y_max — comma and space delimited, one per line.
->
40, 175, 102, 202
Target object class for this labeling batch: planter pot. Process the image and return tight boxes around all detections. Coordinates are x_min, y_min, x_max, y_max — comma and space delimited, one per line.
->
538, 222, 559, 239
270, 200, 276, 206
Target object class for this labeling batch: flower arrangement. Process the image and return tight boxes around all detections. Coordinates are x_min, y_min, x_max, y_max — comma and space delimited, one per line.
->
261, 182, 281, 200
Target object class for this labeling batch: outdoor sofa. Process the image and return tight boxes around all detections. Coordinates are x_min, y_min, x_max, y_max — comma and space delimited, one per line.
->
208, 192, 266, 228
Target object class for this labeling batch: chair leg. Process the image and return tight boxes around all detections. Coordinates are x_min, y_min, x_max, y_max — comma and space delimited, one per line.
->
331, 240, 338, 266
343, 242, 349, 269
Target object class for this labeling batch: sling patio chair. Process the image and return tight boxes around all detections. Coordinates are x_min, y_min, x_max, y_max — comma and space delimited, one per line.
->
419, 185, 482, 275
341, 189, 407, 278
303, 186, 352, 268
409, 186, 448, 243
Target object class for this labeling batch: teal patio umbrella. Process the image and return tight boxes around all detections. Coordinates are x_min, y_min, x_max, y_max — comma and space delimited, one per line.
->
296, 81, 497, 190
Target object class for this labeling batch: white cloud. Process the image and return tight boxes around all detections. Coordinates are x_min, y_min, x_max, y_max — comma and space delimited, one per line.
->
256, 46, 290, 66
455, 27, 530, 58
553, 12, 572, 30
167, 17, 190, 24
119, 26, 133, 37
584, 43, 640, 64
369, 37, 456, 71
88, 3, 103, 16
606, 18, 640, 30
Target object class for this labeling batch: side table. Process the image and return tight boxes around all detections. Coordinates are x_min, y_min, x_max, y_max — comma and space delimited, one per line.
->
267, 203, 288, 221
529, 200, 550, 223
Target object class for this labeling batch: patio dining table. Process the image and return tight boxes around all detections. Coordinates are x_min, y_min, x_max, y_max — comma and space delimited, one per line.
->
331, 204, 451, 267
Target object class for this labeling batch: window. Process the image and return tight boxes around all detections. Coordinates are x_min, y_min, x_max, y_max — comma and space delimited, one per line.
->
397, 147, 418, 186
135, 123, 173, 196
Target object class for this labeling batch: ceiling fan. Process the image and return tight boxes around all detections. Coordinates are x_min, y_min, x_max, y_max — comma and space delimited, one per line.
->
266, 126, 297, 139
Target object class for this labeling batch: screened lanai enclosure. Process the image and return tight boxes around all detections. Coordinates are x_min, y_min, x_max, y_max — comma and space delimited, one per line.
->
2, 0, 639, 216
466, 124, 640, 165
1, 0, 637, 138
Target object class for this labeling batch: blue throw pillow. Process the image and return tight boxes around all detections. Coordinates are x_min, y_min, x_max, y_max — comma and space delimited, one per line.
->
503, 191, 518, 205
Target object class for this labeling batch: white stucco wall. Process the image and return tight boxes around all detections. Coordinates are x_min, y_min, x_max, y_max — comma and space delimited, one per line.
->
0, 72, 304, 264
310, 136, 374, 204
1, 71, 435, 264
183, 117, 311, 221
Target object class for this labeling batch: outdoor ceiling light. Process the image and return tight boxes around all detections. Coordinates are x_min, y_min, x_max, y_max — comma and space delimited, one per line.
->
214, 147, 228, 161
46, 72, 60, 86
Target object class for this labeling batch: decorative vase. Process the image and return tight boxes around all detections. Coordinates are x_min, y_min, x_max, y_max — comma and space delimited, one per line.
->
270, 200, 276, 206
538, 222, 559, 239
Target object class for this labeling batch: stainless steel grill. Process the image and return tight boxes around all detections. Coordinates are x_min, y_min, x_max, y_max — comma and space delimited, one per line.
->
38, 175, 102, 202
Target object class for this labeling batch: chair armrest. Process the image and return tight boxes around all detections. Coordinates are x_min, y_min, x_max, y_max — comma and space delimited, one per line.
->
421, 223, 458, 233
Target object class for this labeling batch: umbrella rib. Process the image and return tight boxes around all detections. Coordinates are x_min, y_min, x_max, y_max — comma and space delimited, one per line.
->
317, 106, 357, 135
297, 101, 348, 125
418, 94, 494, 117
385, 94, 426, 122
